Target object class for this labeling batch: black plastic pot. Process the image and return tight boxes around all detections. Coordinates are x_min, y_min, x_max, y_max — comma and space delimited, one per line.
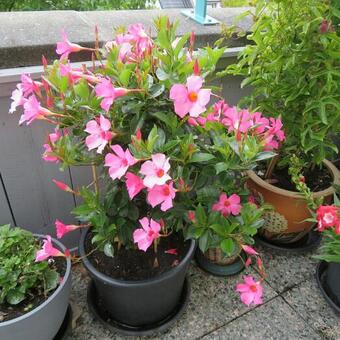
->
79, 229, 196, 327
316, 261, 340, 314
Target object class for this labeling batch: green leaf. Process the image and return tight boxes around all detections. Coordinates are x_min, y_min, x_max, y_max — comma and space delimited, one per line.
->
220, 238, 235, 257
7, 290, 25, 305
189, 153, 215, 163
150, 84, 165, 98
74, 80, 90, 100
44, 269, 60, 291
119, 69, 131, 87
198, 231, 209, 253
104, 243, 114, 257
209, 223, 226, 237
196, 204, 207, 225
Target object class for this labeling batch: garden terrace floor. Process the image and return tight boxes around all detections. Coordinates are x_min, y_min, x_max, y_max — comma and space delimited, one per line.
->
69, 245, 339, 339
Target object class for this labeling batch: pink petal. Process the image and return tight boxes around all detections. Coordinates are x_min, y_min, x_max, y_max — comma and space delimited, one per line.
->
186, 75, 203, 93
111, 144, 126, 158
197, 89, 211, 106
139, 217, 150, 232
240, 292, 254, 306
170, 84, 187, 102
99, 115, 111, 131
85, 134, 102, 151
189, 102, 206, 117
174, 100, 191, 118
150, 219, 161, 233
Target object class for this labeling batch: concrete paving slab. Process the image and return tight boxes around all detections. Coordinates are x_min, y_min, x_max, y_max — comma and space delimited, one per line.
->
282, 277, 340, 340
256, 245, 318, 293
202, 297, 322, 340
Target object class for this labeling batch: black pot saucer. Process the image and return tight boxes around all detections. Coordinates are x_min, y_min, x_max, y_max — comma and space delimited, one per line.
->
254, 230, 321, 255
316, 261, 340, 315
87, 277, 191, 336
54, 304, 73, 340
195, 249, 246, 277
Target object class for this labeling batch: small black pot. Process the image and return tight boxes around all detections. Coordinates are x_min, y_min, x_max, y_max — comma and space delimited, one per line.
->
79, 229, 196, 327
316, 261, 340, 314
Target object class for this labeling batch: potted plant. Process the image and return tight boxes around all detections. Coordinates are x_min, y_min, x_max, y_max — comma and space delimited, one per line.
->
10, 17, 230, 334
225, 0, 340, 245
0, 225, 71, 340
314, 196, 340, 313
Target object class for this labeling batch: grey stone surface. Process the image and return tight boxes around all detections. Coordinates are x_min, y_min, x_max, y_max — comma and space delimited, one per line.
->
256, 245, 318, 293
202, 297, 322, 340
0, 8, 252, 68
68, 251, 337, 340
282, 277, 340, 340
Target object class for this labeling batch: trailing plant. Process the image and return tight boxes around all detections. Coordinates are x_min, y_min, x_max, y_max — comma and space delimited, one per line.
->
225, 0, 340, 172
0, 225, 61, 306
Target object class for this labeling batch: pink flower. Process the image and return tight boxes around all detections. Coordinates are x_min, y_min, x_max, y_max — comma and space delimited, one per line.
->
85, 115, 114, 154
20, 74, 42, 97
9, 86, 26, 114
140, 153, 171, 188
249, 112, 269, 134
59, 63, 99, 84
127, 23, 153, 55
264, 118, 285, 151
245, 258, 252, 267
241, 245, 259, 256
213, 100, 229, 118
222, 107, 251, 133
125, 172, 145, 199
188, 211, 196, 222
133, 217, 161, 252
19, 95, 49, 125
42, 129, 62, 162
316, 205, 339, 231
236, 276, 263, 306
35, 235, 65, 262
95, 78, 128, 112
147, 182, 176, 211
105, 145, 137, 181
212, 193, 242, 217
52, 179, 73, 193
55, 219, 80, 239
56, 30, 84, 60
170, 75, 211, 118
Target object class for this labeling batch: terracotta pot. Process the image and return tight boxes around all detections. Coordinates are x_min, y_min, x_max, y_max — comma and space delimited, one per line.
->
247, 160, 340, 244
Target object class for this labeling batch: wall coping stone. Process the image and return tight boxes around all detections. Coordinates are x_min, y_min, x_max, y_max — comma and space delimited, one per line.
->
0, 7, 251, 69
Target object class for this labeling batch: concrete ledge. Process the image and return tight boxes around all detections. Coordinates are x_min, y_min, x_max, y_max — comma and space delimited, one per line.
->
0, 8, 251, 69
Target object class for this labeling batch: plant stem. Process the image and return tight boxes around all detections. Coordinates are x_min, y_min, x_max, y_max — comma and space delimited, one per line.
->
91, 165, 99, 195
264, 155, 279, 180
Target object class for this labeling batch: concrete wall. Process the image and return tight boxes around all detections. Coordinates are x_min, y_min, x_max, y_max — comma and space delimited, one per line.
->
0, 8, 251, 248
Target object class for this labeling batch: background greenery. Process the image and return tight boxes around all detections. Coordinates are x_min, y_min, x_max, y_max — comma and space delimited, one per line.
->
0, 0, 155, 11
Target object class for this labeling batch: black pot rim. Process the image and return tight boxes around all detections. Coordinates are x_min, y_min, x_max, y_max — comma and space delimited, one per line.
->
87, 277, 191, 336
254, 229, 321, 254
315, 261, 340, 315
79, 228, 196, 286
0, 234, 72, 327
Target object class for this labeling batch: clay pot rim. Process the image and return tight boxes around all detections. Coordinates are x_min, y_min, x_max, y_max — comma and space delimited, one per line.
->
247, 159, 340, 199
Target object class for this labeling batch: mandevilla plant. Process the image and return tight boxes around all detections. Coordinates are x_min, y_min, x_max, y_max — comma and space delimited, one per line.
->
225, 0, 340, 169
10, 17, 284, 306
0, 225, 60, 306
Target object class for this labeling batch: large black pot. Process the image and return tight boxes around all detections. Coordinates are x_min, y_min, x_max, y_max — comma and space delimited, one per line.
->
79, 229, 196, 327
316, 261, 340, 314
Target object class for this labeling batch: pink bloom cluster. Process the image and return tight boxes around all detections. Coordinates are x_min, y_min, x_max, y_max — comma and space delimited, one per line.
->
42, 128, 65, 162
212, 193, 242, 217
170, 75, 211, 118
189, 100, 285, 151
316, 205, 340, 234
105, 24, 153, 63
59, 63, 99, 84
236, 276, 263, 306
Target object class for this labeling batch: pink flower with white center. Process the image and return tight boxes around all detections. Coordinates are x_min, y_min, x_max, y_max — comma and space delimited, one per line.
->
221, 107, 251, 133
20, 74, 43, 97
147, 182, 176, 211
95, 78, 129, 112
316, 205, 339, 231
241, 245, 259, 256
19, 95, 50, 125
125, 172, 145, 199
42, 129, 62, 162
56, 30, 85, 60
9, 85, 26, 114
170, 75, 211, 118
133, 217, 161, 252
55, 219, 81, 239
140, 153, 171, 188
35, 235, 66, 262
105, 145, 137, 181
85, 115, 114, 154
212, 193, 242, 217
236, 276, 263, 306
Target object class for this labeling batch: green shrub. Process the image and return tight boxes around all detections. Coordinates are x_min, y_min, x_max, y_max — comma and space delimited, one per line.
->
0, 0, 155, 11
0, 225, 60, 305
